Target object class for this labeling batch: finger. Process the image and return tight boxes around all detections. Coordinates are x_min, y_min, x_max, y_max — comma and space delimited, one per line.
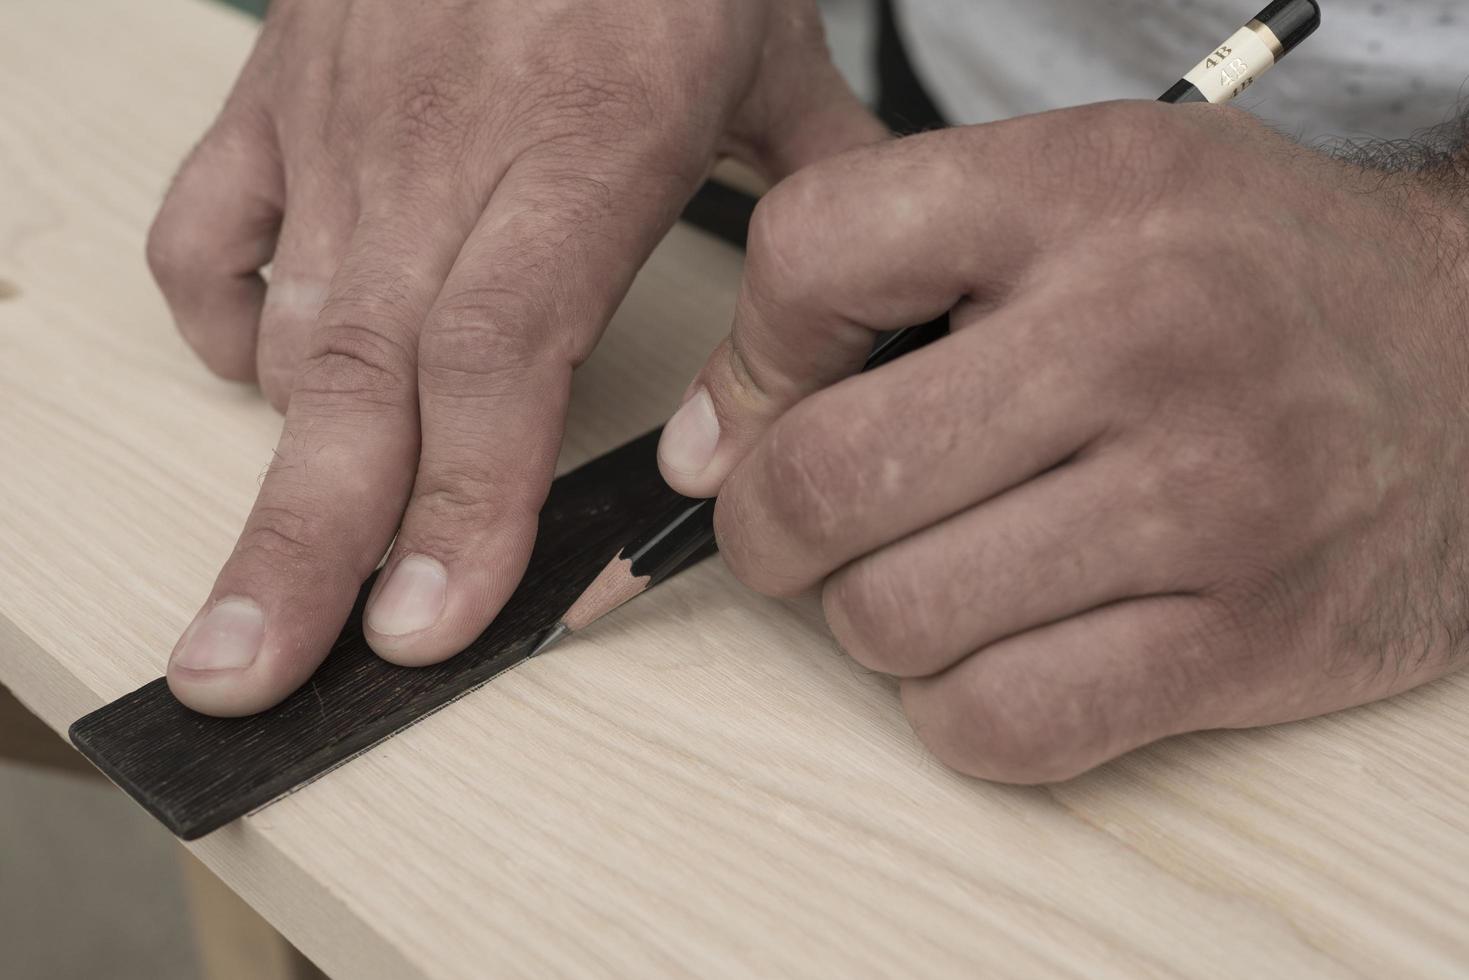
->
712, 291, 1109, 597
658, 129, 1021, 496
147, 107, 283, 382
659, 105, 1162, 496
363, 154, 678, 664
660, 69, 888, 493
904, 578, 1469, 784
167, 198, 473, 716
822, 449, 1197, 679
255, 176, 356, 410
899, 596, 1234, 784
739, 37, 890, 181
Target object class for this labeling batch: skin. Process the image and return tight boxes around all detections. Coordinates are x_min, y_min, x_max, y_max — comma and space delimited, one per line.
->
149, 0, 884, 715
658, 102, 1469, 782
154, 4, 1469, 783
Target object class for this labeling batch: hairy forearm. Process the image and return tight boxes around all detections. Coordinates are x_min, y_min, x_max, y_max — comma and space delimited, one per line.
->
1328, 108, 1469, 189
1322, 109, 1469, 328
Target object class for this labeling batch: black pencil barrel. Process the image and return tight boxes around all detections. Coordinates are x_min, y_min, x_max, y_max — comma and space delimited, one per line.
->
625, 498, 717, 586
1159, 80, 1209, 105
1256, 0, 1322, 54
627, 314, 954, 587
1162, 0, 1320, 105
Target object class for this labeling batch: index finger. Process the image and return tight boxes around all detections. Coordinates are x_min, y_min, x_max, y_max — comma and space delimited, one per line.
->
166, 199, 471, 716
360, 147, 702, 664
658, 101, 1181, 497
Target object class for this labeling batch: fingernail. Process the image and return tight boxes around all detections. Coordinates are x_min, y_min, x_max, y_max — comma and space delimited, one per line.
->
173, 599, 265, 672
659, 387, 720, 477
367, 555, 447, 637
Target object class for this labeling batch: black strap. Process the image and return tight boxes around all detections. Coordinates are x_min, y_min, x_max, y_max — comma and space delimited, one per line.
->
876, 0, 950, 135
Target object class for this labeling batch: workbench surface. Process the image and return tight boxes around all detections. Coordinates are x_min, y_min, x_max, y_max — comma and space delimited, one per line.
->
1, 1, 1466, 976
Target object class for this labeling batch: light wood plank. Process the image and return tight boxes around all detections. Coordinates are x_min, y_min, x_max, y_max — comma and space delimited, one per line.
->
0, 1, 1466, 977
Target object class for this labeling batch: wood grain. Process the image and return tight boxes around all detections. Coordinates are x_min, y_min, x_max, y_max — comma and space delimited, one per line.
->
71, 430, 715, 839
1, 1, 1467, 977
179, 848, 328, 980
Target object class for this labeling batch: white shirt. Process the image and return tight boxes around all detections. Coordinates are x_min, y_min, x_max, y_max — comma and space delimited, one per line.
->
896, 0, 1468, 141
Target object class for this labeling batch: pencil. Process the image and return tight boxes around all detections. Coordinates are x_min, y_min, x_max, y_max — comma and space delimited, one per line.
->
1161, 0, 1321, 105
531, 0, 1323, 658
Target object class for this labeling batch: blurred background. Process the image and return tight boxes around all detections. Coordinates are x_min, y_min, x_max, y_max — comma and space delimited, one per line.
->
0, 1, 874, 977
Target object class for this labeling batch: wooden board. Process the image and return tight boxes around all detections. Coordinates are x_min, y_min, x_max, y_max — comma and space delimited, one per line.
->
71, 429, 716, 840
1, 1, 1467, 976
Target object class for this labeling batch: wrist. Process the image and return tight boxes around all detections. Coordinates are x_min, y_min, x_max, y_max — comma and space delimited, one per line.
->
1377, 115, 1469, 322
1324, 114, 1469, 401
1421, 149, 1469, 323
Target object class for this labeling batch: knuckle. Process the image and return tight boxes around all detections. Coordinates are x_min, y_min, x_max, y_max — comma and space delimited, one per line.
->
1137, 444, 1231, 535
148, 114, 276, 294
1154, 430, 1286, 526
412, 479, 496, 521
755, 411, 851, 552
1094, 253, 1221, 384
518, 166, 620, 232
823, 560, 934, 677
905, 673, 1098, 784
147, 205, 258, 383
145, 209, 193, 291
1163, 440, 1228, 500
1173, 433, 1297, 550
295, 319, 415, 408
233, 504, 318, 571
714, 407, 857, 595
712, 474, 784, 595
407, 470, 544, 557
981, 718, 1095, 784
420, 287, 553, 388
1145, 251, 1236, 324
746, 173, 831, 304
414, 451, 550, 530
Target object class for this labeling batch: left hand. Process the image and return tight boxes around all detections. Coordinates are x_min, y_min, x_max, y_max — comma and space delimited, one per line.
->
658, 101, 1469, 782
147, 0, 883, 715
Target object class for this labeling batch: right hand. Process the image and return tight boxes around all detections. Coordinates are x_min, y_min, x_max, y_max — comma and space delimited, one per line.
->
149, 0, 885, 716
656, 105, 1469, 781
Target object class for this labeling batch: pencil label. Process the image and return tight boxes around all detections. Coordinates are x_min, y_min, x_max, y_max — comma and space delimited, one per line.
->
1182, 26, 1276, 103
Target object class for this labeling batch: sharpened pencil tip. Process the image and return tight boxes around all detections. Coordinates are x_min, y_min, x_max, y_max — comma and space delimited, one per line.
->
529, 622, 572, 658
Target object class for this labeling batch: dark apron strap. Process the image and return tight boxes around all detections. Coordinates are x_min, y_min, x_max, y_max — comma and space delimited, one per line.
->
876, 0, 950, 134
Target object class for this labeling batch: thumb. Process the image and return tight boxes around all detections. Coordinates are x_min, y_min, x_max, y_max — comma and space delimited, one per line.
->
658, 127, 1047, 498
657, 58, 894, 499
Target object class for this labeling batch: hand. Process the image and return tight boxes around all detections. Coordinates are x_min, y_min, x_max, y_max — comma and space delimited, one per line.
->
150, 0, 885, 715
660, 102, 1469, 782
